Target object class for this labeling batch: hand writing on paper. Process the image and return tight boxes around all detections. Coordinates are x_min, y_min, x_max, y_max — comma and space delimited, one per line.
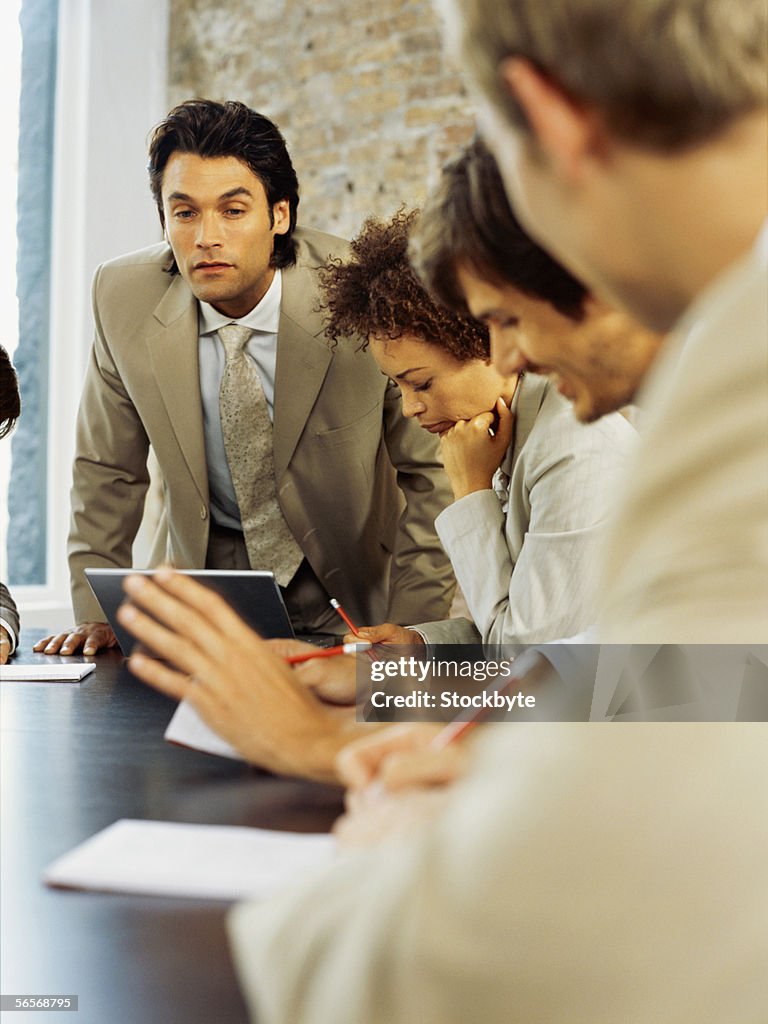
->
338, 723, 471, 792
33, 622, 117, 657
440, 396, 513, 500
330, 723, 474, 849
342, 623, 424, 647
265, 637, 360, 706
117, 570, 361, 782
332, 784, 453, 849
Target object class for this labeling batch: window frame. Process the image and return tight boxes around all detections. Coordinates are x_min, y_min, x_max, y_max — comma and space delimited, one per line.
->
12, 0, 169, 628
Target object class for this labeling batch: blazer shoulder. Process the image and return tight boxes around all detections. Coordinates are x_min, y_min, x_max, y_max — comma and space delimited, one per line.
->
93, 242, 179, 316
292, 226, 352, 269
519, 375, 637, 470
97, 241, 173, 276
91, 239, 188, 327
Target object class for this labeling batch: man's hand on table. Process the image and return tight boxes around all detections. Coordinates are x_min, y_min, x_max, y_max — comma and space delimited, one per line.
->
33, 622, 117, 656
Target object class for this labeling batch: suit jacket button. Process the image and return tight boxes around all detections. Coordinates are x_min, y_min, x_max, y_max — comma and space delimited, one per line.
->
200, 506, 208, 520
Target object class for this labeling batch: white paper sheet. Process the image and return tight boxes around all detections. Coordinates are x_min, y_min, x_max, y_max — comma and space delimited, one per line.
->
43, 818, 336, 901
0, 662, 96, 683
164, 698, 244, 760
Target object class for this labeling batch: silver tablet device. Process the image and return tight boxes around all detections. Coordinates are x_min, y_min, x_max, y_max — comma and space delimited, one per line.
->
85, 568, 295, 655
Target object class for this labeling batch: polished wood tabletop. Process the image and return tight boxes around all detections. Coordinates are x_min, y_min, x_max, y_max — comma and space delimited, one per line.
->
0, 632, 344, 1024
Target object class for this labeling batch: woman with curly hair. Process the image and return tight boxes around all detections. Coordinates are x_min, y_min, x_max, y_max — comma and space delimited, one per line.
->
320, 208, 635, 649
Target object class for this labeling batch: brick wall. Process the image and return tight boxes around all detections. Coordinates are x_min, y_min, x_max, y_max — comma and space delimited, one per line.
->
168, 0, 476, 239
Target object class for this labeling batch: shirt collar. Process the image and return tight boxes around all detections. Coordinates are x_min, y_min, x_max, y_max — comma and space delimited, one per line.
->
198, 269, 282, 336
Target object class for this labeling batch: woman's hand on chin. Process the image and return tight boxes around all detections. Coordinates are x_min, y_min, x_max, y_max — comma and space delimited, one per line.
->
440, 396, 514, 499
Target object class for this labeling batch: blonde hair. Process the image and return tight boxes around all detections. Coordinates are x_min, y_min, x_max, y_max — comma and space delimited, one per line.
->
445, 0, 768, 150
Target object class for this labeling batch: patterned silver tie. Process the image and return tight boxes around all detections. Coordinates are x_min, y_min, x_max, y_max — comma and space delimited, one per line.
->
218, 323, 303, 585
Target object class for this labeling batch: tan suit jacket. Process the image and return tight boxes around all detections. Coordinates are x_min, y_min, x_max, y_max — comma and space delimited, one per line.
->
69, 227, 455, 625
229, 722, 768, 1023
599, 225, 768, 641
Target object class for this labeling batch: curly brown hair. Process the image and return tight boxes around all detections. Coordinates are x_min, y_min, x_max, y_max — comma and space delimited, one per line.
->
319, 209, 489, 361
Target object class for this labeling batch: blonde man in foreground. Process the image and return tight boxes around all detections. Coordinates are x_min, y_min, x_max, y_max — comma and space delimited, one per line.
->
226, 1, 768, 1020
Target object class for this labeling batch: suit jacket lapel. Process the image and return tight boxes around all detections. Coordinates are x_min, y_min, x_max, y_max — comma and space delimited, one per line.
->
511, 373, 549, 465
273, 262, 332, 479
147, 273, 208, 501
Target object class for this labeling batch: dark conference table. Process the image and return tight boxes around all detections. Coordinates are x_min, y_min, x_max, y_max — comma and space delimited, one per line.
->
0, 632, 344, 1024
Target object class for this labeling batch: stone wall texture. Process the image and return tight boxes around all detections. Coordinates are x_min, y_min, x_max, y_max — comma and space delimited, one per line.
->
168, 0, 476, 239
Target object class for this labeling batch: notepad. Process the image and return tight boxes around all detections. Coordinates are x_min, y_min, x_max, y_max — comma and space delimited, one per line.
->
0, 662, 96, 683
165, 698, 245, 761
43, 818, 336, 901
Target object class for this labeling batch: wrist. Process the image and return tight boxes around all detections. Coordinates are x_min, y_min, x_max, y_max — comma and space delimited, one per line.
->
451, 479, 493, 500
285, 715, 358, 784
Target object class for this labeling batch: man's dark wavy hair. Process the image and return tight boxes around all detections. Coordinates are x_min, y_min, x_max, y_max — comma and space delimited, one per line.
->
410, 138, 587, 321
147, 99, 300, 273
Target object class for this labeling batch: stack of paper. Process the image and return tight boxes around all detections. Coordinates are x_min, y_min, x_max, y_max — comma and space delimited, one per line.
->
164, 699, 244, 760
43, 818, 336, 901
0, 663, 96, 683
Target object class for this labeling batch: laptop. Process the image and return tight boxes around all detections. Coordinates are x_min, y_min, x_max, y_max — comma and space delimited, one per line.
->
85, 568, 295, 656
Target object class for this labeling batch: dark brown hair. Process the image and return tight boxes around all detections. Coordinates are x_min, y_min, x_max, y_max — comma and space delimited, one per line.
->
0, 345, 21, 439
320, 209, 489, 361
147, 99, 300, 273
410, 138, 587, 321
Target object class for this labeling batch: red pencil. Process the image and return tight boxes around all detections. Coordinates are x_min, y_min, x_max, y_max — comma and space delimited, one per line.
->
429, 649, 543, 750
329, 598, 362, 637
285, 641, 371, 665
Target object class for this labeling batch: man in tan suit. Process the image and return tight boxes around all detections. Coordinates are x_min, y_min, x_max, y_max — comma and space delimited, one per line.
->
38, 100, 455, 655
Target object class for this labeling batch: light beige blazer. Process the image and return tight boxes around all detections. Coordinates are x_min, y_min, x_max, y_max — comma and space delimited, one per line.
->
599, 225, 768, 641
228, 722, 768, 1023
68, 227, 455, 625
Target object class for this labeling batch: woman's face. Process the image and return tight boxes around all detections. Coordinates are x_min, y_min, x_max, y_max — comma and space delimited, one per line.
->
368, 333, 510, 434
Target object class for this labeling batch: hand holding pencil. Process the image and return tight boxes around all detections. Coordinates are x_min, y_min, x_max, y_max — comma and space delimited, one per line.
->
285, 641, 371, 664
332, 650, 550, 848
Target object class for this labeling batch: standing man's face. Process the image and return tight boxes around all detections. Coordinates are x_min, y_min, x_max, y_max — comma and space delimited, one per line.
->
161, 153, 290, 319
456, 263, 662, 422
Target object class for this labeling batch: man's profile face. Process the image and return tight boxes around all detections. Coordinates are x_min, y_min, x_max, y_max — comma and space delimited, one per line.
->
161, 152, 290, 319
456, 263, 662, 422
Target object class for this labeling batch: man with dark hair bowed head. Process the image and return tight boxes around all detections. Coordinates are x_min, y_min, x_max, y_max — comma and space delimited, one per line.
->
37, 99, 455, 656
0, 344, 22, 663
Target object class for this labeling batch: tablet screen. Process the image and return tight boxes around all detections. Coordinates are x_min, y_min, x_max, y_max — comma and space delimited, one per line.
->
85, 569, 295, 655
